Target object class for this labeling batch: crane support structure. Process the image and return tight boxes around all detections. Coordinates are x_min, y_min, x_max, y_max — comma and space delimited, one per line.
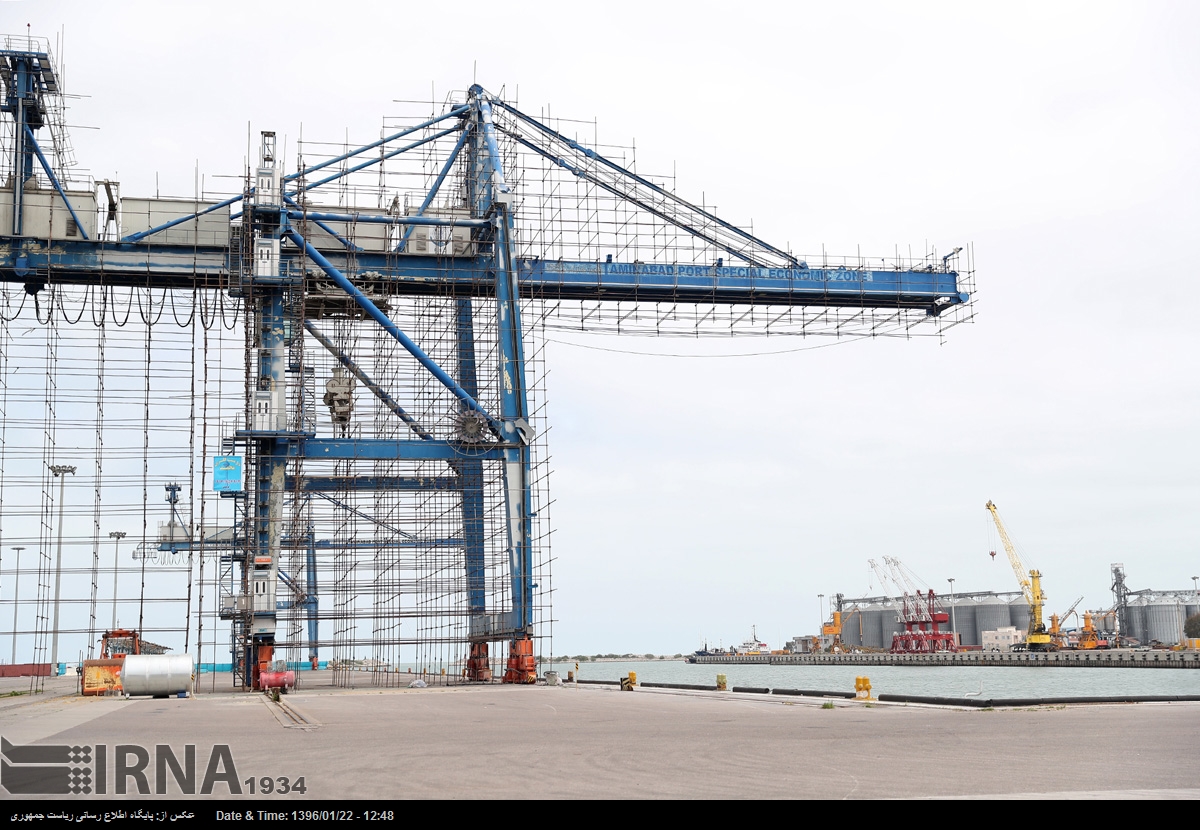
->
1049, 595, 1084, 648
881, 556, 957, 654
986, 500, 1054, 651
0, 38, 974, 689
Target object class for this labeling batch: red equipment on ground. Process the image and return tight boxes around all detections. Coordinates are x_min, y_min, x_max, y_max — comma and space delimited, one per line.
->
503, 637, 537, 683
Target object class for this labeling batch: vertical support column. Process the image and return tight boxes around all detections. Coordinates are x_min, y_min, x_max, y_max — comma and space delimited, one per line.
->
493, 217, 533, 633
11, 90, 25, 236
246, 131, 285, 689
250, 289, 284, 688
468, 88, 537, 683
305, 527, 318, 670
458, 299, 491, 681
7, 55, 39, 236
456, 300, 486, 613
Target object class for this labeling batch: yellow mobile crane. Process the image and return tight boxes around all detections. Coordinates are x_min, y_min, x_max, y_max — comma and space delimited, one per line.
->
817, 593, 864, 653
985, 500, 1055, 651
820, 608, 864, 653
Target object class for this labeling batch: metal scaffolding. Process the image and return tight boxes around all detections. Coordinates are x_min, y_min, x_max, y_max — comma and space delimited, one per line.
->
0, 39, 972, 692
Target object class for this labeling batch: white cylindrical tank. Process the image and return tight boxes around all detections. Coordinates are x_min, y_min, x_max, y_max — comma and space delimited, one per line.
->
976, 595, 1009, 636
1145, 597, 1185, 645
879, 600, 904, 648
1185, 603, 1199, 636
121, 654, 194, 697
1126, 597, 1148, 644
861, 605, 886, 649
952, 598, 979, 647
841, 606, 864, 648
1009, 597, 1031, 634
1093, 610, 1117, 633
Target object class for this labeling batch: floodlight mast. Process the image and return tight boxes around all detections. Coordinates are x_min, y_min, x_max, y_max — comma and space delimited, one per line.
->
49, 464, 76, 669
10, 547, 24, 663
108, 531, 126, 631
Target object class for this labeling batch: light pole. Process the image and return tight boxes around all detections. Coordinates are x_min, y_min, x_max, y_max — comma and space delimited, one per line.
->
108, 531, 126, 632
818, 593, 825, 631
1192, 576, 1199, 642
49, 464, 75, 670
947, 578, 957, 645
10, 546, 23, 664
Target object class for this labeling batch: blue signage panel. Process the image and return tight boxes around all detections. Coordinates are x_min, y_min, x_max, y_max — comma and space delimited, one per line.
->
213, 456, 243, 492
522, 259, 967, 305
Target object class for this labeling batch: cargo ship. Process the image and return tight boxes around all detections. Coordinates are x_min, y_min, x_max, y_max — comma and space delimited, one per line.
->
731, 626, 769, 655
689, 627, 769, 661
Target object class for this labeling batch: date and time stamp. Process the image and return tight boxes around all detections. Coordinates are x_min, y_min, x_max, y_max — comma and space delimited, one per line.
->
220, 812, 394, 822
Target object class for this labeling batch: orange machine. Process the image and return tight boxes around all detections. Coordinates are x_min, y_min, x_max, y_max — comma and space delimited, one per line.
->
81, 629, 144, 695
1076, 612, 1106, 650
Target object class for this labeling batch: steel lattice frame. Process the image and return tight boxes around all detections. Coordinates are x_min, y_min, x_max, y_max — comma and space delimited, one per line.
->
0, 41, 972, 689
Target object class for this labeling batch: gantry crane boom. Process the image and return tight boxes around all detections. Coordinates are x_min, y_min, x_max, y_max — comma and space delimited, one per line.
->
867, 559, 893, 596
987, 501, 1032, 602
885, 555, 934, 622
1050, 595, 1084, 648
1059, 595, 1083, 624
985, 500, 1053, 650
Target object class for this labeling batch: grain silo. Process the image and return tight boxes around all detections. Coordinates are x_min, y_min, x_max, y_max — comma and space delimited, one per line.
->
951, 597, 979, 647
976, 595, 1009, 638
1144, 596, 1186, 645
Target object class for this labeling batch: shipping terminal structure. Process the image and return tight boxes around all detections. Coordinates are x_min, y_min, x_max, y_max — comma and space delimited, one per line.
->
808, 564, 1198, 654
0, 36, 974, 691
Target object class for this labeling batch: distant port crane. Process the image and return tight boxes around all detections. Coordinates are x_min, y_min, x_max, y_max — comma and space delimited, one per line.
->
1049, 595, 1084, 649
986, 500, 1055, 651
868, 557, 956, 653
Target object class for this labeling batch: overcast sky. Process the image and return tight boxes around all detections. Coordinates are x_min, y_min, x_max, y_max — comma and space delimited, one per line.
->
9, 1, 1199, 654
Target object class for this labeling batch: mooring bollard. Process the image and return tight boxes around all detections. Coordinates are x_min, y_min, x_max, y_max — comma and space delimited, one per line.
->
716, 673, 727, 691
620, 673, 635, 691
855, 675, 873, 700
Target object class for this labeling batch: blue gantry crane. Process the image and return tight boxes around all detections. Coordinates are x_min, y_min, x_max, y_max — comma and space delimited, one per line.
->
0, 38, 972, 689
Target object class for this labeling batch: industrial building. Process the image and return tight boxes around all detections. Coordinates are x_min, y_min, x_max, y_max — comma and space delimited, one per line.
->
809, 533, 1198, 654
981, 627, 1023, 653
828, 585, 1197, 651
1116, 592, 1200, 647
829, 591, 1033, 650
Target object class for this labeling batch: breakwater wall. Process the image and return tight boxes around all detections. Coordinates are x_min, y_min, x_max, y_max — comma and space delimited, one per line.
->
689, 650, 1200, 668
576, 678, 1200, 707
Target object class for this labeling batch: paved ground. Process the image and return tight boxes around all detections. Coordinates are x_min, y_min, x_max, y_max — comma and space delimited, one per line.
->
0, 673, 1197, 800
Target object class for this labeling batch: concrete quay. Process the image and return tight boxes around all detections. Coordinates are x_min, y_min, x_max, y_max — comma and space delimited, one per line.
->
691, 649, 1200, 668
0, 673, 1197, 800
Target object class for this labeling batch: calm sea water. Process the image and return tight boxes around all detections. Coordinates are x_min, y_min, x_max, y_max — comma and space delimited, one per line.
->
546, 659, 1200, 699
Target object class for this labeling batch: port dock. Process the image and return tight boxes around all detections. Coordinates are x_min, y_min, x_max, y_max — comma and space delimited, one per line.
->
2, 674, 1197, 800
690, 650, 1200, 668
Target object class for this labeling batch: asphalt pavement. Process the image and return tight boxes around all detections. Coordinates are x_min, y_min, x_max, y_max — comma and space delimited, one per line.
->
0, 673, 1196, 800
